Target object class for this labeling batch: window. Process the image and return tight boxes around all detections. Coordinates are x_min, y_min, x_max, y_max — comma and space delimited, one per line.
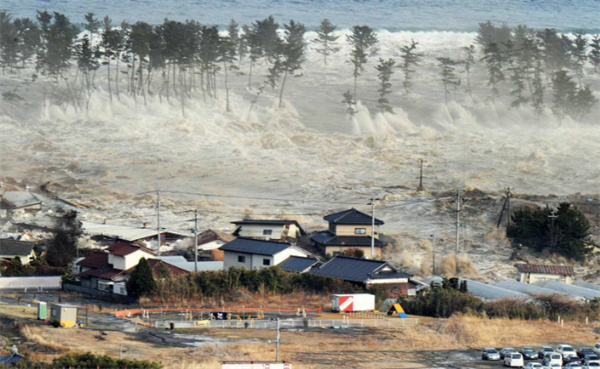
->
354, 228, 367, 234
238, 255, 246, 263
263, 230, 272, 236
263, 258, 271, 266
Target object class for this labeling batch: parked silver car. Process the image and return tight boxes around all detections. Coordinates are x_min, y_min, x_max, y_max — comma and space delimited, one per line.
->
482, 348, 501, 360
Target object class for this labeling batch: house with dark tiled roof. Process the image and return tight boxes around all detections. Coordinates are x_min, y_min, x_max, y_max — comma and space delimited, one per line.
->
231, 219, 306, 241
516, 263, 575, 284
0, 239, 36, 265
75, 242, 188, 295
311, 208, 385, 259
310, 255, 419, 297
220, 238, 310, 270
277, 256, 321, 273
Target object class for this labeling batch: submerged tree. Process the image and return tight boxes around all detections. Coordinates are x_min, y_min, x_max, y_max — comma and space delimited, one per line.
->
398, 39, 422, 94
0, 12, 19, 73
461, 44, 476, 98
507, 203, 593, 261
46, 210, 82, 268
277, 19, 306, 108
347, 25, 378, 102
481, 42, 505, 99
375, 58, 395, 113
589, 35, 600, 73
437, 57, 459, 105
313, 18, 340, 67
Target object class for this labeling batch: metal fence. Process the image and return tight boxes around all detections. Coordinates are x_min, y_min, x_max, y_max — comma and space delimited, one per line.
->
151, 317, 418, 330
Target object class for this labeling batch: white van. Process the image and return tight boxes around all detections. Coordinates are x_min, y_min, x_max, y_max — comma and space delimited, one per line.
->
505, 353, 524, 368
544, 353, 564, 366
558, 344, 577, 359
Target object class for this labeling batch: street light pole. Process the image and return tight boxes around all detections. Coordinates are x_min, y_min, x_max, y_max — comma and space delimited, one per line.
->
275, 317, 280, 362
194, 209, 198, 273
430, 234, 436, 276
368, 196, 380, 259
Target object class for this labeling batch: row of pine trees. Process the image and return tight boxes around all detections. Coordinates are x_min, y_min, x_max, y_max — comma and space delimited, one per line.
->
0, 12, 598, 121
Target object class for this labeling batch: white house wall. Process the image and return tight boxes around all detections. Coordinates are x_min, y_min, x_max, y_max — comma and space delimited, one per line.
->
519, 272, 573, 284
112, 249, 154, 270
273, 247, 310, 265
236, 224, 284, 240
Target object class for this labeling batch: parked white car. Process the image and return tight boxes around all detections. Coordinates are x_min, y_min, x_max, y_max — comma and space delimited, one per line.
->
594, 343, 600, 356
545, 353, 564, 366
558, 344, 577, 359
525, 362, 543, 368
505, 353, 525, 368
584, 362, 600, 369
543, 363, 563, 369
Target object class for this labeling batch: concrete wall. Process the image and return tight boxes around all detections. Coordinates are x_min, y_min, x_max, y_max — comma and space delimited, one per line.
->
325, 245, 382, 260
0, 276, 61, 290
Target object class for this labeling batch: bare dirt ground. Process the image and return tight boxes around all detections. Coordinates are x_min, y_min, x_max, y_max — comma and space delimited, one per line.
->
2, 299, 600, 369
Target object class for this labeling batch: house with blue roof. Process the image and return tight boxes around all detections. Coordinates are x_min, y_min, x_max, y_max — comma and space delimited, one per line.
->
219, 238, 311, 270
277, 256, 321, 273
311, 208, 385, 259
310, 255, 421, 297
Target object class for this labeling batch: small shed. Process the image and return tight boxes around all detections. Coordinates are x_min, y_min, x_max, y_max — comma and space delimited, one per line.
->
49, 303, 78, 328
515, 263, 575, 284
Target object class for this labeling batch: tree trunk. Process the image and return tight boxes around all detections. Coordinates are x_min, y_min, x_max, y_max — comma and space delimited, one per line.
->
278, 69, 288, 108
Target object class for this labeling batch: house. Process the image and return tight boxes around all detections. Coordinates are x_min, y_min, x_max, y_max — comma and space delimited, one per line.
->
515, 263, 575, 284
220, 238, 311, 270
0, 353, 25, 365
0, 190, 42, 218
309, 255, 419, 297
81, 221, 189, 251
76, 242, 189, 295
311, 208, 385, 260
277, 256, 321, 273
0, 239, 36, 265
231, 220, 306, 241
195, 229, 234, 261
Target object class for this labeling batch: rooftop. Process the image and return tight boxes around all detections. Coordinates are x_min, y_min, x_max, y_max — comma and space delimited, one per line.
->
0, 239, 36, 256
219, 238, 295, 256
311, 231, 386, 248
515, 263, 575, 276
323, 208, 384, 226
310, 255, 410, 283
1, 191, 42, 209
107, 242, 155, 257
277, 256, 320, 273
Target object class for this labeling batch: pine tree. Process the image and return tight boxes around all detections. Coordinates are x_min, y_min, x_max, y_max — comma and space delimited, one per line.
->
475, 21, 511, 50
482, 42, 505, 99
253, 16, 280, 63
571, 85, 598, 121
461, 45, 476, 98
277, 20, 306, 108
126, 258, 157, 298
242, 24, 262, 89
571, 32, 587, 86
14, 17, 40, 68
46, 210, 82, 268
551, 69, 576, 121
589, 35, 600, 73
0, 12, 19, 73
347, 25, 378, 102
375, 58, 395, 113
313, 18, 340, 67
83, 12, 100, 40
342, 90, 356, 115
437, 57, 459, 105
530, 58, 545, 118
36, 11, 79, 81
399, 39, 422, 94
219, 31, 237, 112
101, 16, 121, 103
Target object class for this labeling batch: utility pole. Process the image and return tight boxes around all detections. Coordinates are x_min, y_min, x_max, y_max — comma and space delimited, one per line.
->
368, 196, 380, 260
430, 234, 436, 276
417, 159, 425, 192
275, 317, 280, 362
549, 209, 558, 252
455, 189, 461, 276
156, 190, 161, 256
194, 209, 198, 273
505, 187, 513, 227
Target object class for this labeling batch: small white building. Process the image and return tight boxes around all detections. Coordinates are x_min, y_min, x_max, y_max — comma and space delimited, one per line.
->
0, 239, 36, 265
231, 220, 306, 241
516, 263, 575, 284
220, 238, 310, 270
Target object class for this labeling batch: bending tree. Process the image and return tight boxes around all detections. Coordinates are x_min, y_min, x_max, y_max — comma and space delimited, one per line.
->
277, 20, 306, 108
375, 58, 395, 113
437, 57, 459, 105
347, 25, 378, 103
399, 39, 422, 94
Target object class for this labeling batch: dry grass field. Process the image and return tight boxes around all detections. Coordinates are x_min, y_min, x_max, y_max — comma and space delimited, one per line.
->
2, 299, 599, 369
